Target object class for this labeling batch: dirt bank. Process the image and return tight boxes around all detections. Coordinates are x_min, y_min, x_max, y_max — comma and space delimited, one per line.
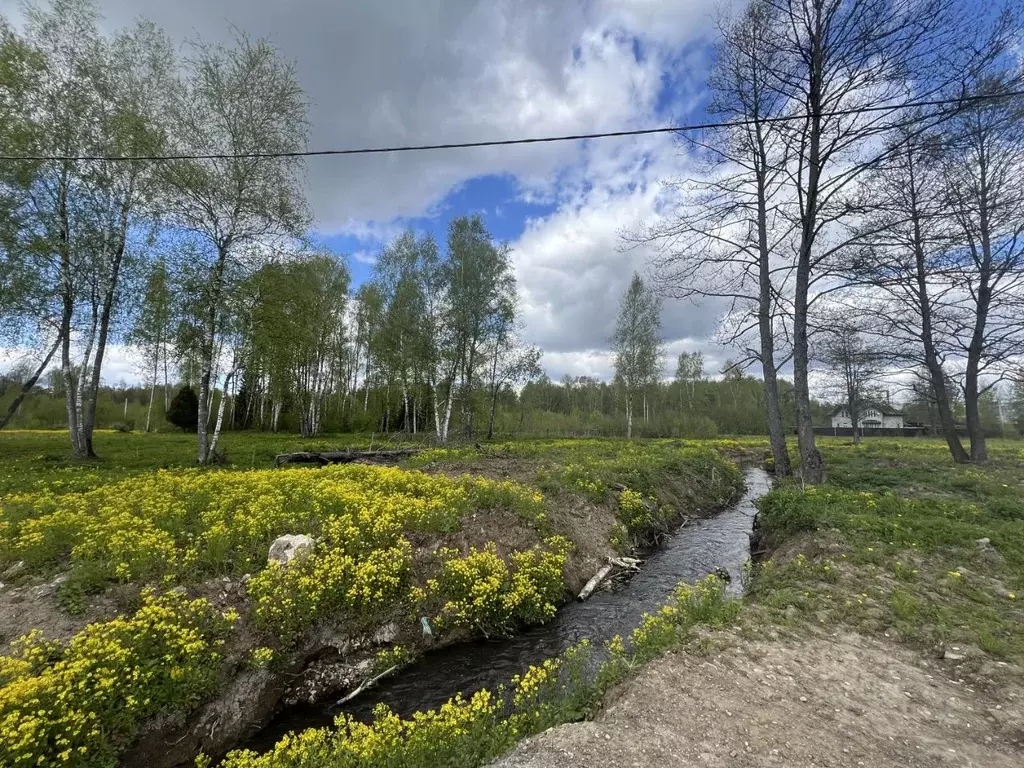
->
493, 631, 1024, 767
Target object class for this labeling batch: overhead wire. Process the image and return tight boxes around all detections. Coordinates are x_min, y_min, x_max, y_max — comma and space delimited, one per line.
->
1, 89, 1022, 163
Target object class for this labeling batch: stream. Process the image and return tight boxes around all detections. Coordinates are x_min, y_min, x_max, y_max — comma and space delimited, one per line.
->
244, 467, 771, 753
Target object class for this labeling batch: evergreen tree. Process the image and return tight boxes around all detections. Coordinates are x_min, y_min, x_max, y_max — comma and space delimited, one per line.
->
166, 386, 199, 432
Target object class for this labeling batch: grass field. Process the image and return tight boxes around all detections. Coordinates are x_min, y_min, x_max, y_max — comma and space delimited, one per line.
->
1, 431, 1022, 768
751, 438, 1024, 661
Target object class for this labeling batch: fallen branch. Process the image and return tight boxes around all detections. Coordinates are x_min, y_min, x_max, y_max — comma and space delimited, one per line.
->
273, 449, 421, 468
336, 665, 399, 706
609, 556, 642, 570
577, 564, 614, 601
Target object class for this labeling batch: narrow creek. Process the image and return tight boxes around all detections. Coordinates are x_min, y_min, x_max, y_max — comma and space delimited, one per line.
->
244, 467, 771, 753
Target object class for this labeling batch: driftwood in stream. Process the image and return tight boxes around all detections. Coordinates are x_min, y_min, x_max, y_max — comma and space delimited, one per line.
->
577, 564, 614, 601
273, 448, 421, 468
578, 556, 646, 601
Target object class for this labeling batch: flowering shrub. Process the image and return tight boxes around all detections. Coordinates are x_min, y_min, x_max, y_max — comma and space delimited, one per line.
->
1, 464, 548, 588
433, 536, 572, 636
617, 489, 656, 537
249, 542, 413, 643
0, 591, 233, 768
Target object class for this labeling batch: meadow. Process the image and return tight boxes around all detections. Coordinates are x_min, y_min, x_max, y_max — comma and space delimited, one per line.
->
0, 430, 744, 767
1, 431, 1021, 768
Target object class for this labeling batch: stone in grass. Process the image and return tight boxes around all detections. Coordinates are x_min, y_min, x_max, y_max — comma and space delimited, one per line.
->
268, 534, 315, 566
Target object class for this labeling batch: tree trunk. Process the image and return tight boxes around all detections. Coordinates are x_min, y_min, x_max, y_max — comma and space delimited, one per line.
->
487, 337, 501, 441
60, 282, 84, 457
626, 393, 633, 439
82, 206, 130, 458
197, 245, 229, 464
146, 376, 156, 433
791, 15, 826, 485
487, 384, 499, 441
207, 370, 234, 458
163, 338, 170, 410
909, 187, 969, 463
0, 334, 61, 431
753, 123, 792, 476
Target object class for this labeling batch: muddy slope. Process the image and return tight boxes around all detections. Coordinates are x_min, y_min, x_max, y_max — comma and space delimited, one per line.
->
493, 632, 1024, 768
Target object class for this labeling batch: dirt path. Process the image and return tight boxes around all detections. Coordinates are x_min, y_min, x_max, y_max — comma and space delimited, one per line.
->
493, 632, 1024, 767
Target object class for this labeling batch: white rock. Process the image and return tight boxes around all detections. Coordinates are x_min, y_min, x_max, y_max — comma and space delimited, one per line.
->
373, 622, 399, 644
268, 534, 315, 566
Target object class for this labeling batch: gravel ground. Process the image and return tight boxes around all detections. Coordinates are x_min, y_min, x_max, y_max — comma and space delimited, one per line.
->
493, 632, 1024, 768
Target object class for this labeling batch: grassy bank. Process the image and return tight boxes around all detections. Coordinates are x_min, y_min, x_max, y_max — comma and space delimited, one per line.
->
0, 432, 743, 768
750, 439, 1024, 661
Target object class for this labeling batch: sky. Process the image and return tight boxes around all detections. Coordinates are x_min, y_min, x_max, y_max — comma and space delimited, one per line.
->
0, 0, 741, 385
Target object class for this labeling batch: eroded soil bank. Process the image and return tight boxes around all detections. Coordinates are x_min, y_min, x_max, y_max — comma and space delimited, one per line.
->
493, 631, 1024, 767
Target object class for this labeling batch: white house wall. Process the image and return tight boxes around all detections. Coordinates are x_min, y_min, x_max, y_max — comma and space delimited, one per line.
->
830, 414, 905, 429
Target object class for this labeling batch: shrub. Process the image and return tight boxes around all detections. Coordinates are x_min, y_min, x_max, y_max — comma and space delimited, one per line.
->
0, 591, 233, 768
249, 542, 412, 644
434, 537, 571, 636
216, 575, 735, 768
166, 386, 199, 432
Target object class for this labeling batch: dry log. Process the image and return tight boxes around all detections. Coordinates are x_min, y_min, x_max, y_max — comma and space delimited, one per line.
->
336, 665, 398, 706
609, 556, 642, 570
273, 448, 421, 468
577, 564, 614, 601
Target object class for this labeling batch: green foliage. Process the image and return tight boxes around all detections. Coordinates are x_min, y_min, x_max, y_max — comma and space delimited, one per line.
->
166, 386, 199, 432
249, 543, 412, 644
0, 591, 233, 768
432, 537, 572, 636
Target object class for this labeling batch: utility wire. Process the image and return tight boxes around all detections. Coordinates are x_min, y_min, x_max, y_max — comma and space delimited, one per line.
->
2, 89, 1022, 163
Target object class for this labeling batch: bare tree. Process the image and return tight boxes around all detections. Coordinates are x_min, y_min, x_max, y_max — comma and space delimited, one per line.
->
814, 317, 886, 444
943, 67, 1024, 462
845, 127, 971, 461
638, 0, 795, 475
763, 0, 964, 483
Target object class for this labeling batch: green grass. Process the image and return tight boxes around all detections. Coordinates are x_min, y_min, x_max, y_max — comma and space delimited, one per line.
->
750, 437, 1024, 661
0, 429, 404, 495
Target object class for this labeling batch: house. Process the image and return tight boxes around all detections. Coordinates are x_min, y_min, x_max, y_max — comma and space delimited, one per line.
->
830, 400, 904, 429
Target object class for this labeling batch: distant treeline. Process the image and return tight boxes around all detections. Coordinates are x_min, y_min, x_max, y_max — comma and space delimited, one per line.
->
0, 366, 827, 438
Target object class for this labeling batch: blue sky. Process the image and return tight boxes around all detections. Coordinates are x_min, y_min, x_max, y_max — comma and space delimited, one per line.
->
317, 174, 561, 289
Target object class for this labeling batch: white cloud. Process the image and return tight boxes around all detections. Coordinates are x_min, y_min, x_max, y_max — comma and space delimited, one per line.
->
511, 127, 732, 378
0, 0, 729, 386
351, 250, 378, 266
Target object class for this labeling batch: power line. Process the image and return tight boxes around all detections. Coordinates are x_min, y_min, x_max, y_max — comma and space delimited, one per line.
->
2, 89, 1022, 163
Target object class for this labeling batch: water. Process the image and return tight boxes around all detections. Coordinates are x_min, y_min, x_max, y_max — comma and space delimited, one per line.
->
244, 467, 771, 752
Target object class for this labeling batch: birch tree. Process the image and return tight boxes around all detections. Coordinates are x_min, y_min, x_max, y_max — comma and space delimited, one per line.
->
160, 32, 309, 463
128, 257, 174, 431
1, 0, 172, 455
613, 273, 663, 439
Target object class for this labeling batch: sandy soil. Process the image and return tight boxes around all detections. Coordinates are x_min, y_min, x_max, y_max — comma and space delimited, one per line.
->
493, 631, 1024, 768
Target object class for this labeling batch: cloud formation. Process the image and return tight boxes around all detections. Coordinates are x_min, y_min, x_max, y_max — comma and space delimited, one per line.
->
0, 0, 734, 385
